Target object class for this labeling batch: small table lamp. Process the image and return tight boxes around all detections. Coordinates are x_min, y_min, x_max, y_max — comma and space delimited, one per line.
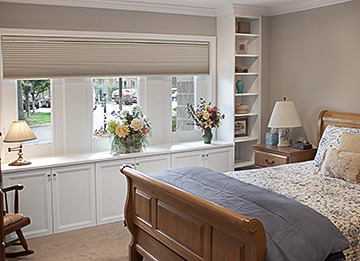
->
3, 121, 37, 166
268, 98, 302, 147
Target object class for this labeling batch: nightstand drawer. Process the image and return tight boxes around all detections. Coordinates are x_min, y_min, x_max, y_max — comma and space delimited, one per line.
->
255, 151, 288, 167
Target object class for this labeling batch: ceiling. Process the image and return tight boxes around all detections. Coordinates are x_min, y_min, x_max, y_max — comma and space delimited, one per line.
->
0, 0, 352, 16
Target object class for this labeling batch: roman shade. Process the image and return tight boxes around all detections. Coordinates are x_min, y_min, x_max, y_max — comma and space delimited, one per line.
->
1, 35, 209, 79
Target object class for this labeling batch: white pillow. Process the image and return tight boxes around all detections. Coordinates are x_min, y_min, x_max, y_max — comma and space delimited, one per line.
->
313, 124, 360, 170
318, 147, 360, 184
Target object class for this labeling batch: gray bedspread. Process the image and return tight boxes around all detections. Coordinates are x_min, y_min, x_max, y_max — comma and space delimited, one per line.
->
148, 166, 349, 261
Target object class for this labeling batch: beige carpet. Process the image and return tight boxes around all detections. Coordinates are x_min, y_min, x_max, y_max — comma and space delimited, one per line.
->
6, 222, 131, 261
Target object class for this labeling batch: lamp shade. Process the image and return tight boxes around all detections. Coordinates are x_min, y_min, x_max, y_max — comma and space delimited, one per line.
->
268, 100, 302, 128
3, 121, 37, 142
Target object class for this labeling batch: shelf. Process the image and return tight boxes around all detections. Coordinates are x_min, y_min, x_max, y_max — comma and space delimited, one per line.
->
235, 33, 259, 38
235, 93, 259, 97
235, 113, 258, 117
234, 136, 258, 143
235, 73, 258, 76
235, 54, 259, 58
234, 160, 254, 169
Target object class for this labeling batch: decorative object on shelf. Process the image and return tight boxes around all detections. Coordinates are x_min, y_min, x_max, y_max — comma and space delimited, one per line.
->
268, 97, 302, 147
3, 120, 37, 166
238, 38, 248, 54
235, 67, 248, 73
202, 127, 213, 144
235, 103, 250, 114
236, 80, 245, 94
238, 21, 250, 34
187, 98, 225, 144
235, 117, 248, 137
107, 105, 151, 154
266, 132, 279, 145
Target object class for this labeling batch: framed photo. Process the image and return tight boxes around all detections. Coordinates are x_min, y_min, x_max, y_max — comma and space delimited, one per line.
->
235, 117, 248, 137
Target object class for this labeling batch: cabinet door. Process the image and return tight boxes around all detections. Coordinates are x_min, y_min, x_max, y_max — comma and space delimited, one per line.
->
96, 158, 134, 225
205, 147, 234, 173
3, 169, 52, 239
136, 154, 171, 173
52, 164, 96, 233
171, 150, 205, 168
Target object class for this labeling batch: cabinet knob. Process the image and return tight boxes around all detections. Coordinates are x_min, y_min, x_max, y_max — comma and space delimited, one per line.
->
136, 162, 140, 166
206, 154, 209, 157
265, 159, 275, 165
201, 154, 205, 158
131, 163, 135, 167
47, 174, 51, 177
53, 173, 57, 177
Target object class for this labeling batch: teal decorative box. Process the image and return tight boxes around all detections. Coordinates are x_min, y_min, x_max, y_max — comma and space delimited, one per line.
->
266, 133, 278, 145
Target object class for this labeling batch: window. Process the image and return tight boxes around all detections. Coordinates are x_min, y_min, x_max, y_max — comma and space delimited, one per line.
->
171, 76, 209, 132
1, 31, 215, 160
92, 77, 138, 139
17, 79, 52, 145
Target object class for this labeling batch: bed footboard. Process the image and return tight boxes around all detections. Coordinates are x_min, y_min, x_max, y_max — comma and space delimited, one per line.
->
120, 165, 266, 261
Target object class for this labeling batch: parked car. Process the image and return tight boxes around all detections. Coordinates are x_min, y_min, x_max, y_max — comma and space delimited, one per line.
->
113, 89, 136, 105
112, 89, 119, 100
40, 94, 51, 108
23, 95, 39, 111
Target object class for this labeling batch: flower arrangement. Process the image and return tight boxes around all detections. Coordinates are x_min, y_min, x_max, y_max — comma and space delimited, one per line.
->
107, 105, 151, 154
187, 98, 225, 143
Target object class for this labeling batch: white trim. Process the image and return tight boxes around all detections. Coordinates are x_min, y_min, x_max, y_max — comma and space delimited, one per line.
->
216, 4, 270, 18
270, 0, 353, 16
0, 28, 215, 42
0, 0, 353, 17
0, 0, 216, 17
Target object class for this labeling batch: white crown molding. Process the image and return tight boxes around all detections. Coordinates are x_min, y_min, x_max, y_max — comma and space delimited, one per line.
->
270, 0, 353, 16
0, 0, 354, 17
216, 4, 270, 17
0, 0, 217, 17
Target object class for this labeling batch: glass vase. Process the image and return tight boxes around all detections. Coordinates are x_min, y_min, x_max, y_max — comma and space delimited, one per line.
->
202, 127, 213, 144
111, 136, 143, 155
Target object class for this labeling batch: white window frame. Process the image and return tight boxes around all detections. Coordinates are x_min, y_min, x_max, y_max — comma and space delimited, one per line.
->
0, 28, 216, 160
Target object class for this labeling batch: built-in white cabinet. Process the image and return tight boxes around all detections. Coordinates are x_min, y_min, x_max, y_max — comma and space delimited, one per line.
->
95, 159, 129, 226
52, 164, 96, 234
95, 154, 171, 225
3, 168, 52, 238
172, 147, 233, 173
3, 163, 96, 238
2, 142, 233, 239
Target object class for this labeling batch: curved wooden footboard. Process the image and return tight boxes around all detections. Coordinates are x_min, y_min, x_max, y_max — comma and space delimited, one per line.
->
120, 165, 266, 261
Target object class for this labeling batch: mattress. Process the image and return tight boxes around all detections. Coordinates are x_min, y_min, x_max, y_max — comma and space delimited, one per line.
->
226, 161, 360, 260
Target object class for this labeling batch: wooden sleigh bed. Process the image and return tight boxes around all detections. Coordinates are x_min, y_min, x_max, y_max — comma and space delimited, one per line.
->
120, 110, 360, 261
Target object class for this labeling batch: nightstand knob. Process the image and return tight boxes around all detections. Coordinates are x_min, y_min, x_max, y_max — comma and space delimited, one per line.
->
265, 159, 275, 165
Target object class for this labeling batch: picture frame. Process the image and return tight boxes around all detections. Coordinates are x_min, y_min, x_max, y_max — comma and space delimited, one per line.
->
235, 117, 248, 137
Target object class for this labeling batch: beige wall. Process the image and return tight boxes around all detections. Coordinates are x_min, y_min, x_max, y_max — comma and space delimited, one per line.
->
269, 1, 360, 145
0, 2, 216, 36
261, 16, 271, 144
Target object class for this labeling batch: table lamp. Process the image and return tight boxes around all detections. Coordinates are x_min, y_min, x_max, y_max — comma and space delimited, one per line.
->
268, 97, 302, 147
3, 121, 37, 166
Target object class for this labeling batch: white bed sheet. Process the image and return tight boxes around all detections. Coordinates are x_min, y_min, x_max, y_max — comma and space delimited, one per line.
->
226, 161, 360, 260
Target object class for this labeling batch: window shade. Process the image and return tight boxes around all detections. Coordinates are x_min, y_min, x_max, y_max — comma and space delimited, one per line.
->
1, 36, 209, 79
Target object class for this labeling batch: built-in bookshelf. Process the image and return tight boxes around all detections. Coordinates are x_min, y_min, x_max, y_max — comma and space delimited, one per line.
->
217, 14, 261, 169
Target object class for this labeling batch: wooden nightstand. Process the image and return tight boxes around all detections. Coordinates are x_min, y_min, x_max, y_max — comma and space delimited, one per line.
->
252, 144, 317, 168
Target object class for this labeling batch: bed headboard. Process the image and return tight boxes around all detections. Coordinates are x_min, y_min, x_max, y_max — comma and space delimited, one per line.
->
318, 110, 360, 146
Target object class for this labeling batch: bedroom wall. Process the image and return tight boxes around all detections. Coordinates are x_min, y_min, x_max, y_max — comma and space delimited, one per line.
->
0, 2, 216, 36
268, 0, 360, 146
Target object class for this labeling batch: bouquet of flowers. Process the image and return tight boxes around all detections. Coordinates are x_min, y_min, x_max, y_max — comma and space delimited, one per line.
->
107, 105, 151, 154
187, 98, 225, 141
